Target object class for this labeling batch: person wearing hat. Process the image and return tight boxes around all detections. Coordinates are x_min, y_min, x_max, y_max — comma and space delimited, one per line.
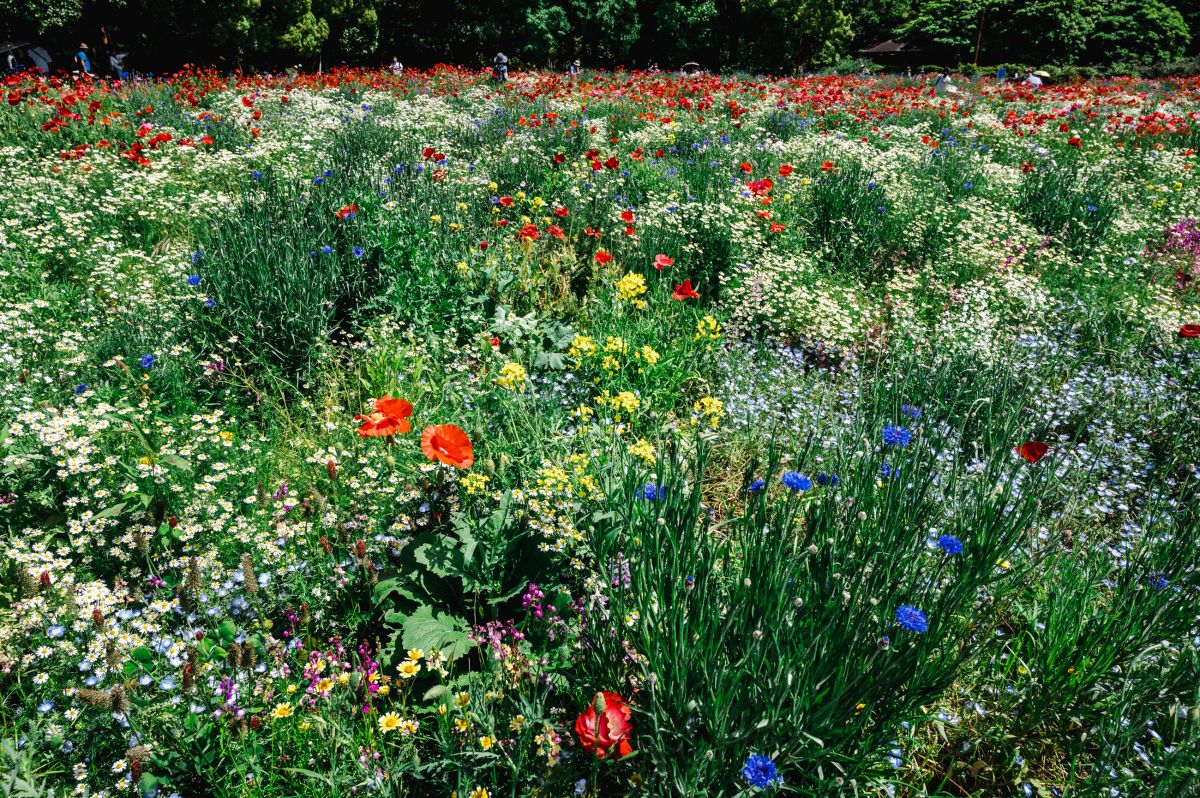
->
492, 53, 508, 83
1022, 69, 1042, 89
74, 43, 91, 74
568, 59, 580, 77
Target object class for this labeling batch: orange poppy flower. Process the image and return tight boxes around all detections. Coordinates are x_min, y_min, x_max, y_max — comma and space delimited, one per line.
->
421, 424, 474, 469
355, 396, 413, 437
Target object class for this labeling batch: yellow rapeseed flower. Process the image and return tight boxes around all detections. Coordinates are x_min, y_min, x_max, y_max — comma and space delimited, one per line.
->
496, 361, 527, 391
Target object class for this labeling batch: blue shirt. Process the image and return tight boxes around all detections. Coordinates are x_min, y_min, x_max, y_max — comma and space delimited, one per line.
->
76, 50, 90, 71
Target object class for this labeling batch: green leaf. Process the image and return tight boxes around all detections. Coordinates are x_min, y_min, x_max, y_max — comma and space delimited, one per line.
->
413, 536, 466, 578
217, 619, 237, 642
158, 454, 192, 472
131, 646, 154, 663
401, 605, 473, 663
97, 502, 128, 519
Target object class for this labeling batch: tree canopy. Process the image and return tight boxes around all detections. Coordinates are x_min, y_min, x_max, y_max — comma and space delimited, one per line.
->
1, 0, 1194, 72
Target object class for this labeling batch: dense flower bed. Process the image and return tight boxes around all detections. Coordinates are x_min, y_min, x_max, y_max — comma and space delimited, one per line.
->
1, 67, 1199, 798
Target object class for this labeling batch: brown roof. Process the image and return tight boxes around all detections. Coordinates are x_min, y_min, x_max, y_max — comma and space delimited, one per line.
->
858, 39, 921, 55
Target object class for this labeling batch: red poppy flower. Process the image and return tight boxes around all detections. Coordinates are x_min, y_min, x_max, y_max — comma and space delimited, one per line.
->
739, 162, 752, 174
1020, 161, 1034, 174
355, 396, 413, 437
498, 196, 514, 207
553, 206, 569, 217
517, 223, 540, 241
769, 221, 785, 233
1016, 441, 1049, 464
552, 152, 565, 165
1068, 136, 1081, 147
595, 251, 613, 264
821, 161, 835, 172
335, 203, 359, 220
653, 254, 674, 270
778, 164, 793, 176
655, 148, 665, 158
547, 224, 566, 240
432, 152, 444, 161
620, 210, 635, 223
422, 146, 435, 159
585, 227, 602, 239
479, 241, 489, 251
604, 156, 619, 170
575, 691, 633, 760
1180, 324, 1200, 338
672, 279, 699, 300
421, 424, 474, 469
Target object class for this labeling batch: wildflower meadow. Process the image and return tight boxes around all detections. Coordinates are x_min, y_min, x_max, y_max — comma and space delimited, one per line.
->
1, 67, 1199, 798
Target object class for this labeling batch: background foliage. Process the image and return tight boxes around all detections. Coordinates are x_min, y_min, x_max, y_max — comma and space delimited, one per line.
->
0, 0, 1196, 73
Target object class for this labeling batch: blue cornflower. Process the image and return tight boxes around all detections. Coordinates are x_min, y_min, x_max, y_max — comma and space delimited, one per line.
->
353, 246, 365, 259
187, 275, 201, 286
876, 205, 887, 213
963, 182, 973, 190
642, 483, 663, 501
901, 404, 922, 420
867, 180, 877, 190
816, 472, 840, 488
883, 423, 912, 447
742, 753, 782, 789
685, 575, 696, 589
250, 170, 263, 180
309, 250, 319, 258
47, 624, 65, 638
321, 244, 333, 255
313, 176, 324, 185
1148, 572, 1168, 590
880, 462, 900, 479
1086, 205, 1097, 212
896, 605, 928, 634
937, 534, 964, 555
780, 471, 812, 492
191, 249, 203, 265
322, 169, 332, 176
748, 478, 766, 493
139, 354, 156, 369
74, 384, 87, 395
204, 299, 217, 309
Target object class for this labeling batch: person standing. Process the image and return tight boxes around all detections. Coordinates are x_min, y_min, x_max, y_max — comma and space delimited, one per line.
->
74, 43, 91, 74
568, 59, 580, 77
390, 56, 403, 75
492, 53, 508, 82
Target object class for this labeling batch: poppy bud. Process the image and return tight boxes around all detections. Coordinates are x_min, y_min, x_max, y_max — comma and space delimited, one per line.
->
195, 630, 205, 641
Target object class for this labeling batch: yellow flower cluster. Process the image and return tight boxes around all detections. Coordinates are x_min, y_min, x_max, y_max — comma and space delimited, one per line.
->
628, 438, 655, 465
462, 472, 491, 495
496, 361, 528, 391
637, 345, 660, 366
693, 396, 724, 430
616, 272, 648, 308
600, 390, 641, 419
568, 334, 597, 359
695, 315, 722, 342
